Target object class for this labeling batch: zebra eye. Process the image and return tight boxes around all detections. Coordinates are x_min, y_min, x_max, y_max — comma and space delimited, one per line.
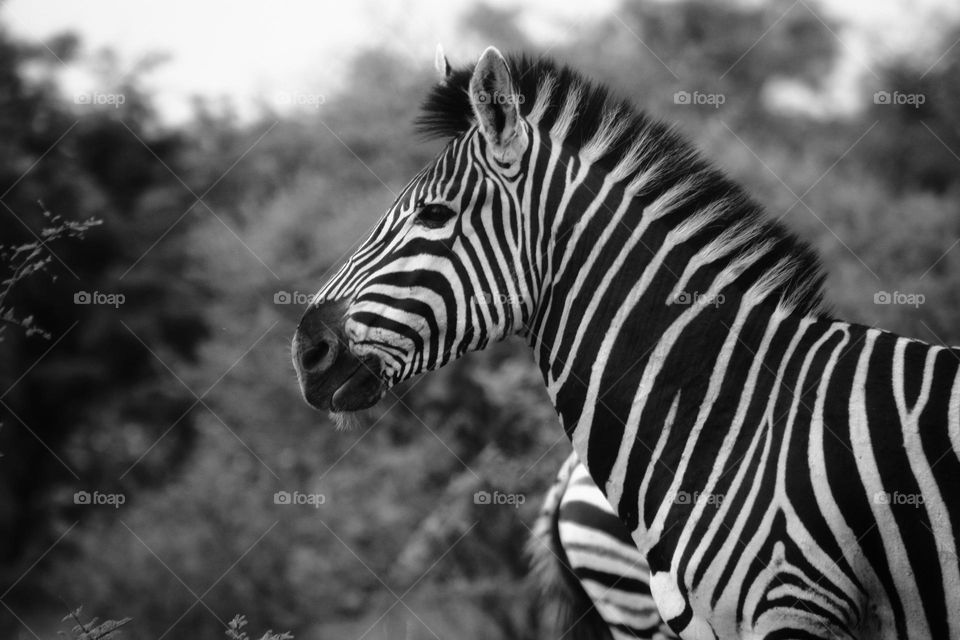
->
414, 203, 456, 229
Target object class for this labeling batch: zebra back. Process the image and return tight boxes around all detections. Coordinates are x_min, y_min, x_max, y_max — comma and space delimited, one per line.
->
527, 453, 615, 640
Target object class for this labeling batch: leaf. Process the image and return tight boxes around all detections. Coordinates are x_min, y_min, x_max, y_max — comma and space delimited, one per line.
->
62, 606, 83, 623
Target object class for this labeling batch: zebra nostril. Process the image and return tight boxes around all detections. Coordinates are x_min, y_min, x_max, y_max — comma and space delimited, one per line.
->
301, 341, 333, 373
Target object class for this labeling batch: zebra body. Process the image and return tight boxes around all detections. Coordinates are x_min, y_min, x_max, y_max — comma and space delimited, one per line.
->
293, 47, 960, 639
584, 310, 960, 639
531, 451, 675, 640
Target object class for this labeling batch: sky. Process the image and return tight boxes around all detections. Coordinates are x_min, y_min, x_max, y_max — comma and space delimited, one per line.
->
3, 0, 958, 122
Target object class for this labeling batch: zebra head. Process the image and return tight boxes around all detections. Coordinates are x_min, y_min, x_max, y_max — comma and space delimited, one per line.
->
293, 47, 535, 413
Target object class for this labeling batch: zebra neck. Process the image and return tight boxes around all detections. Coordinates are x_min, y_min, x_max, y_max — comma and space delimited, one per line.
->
524, 152, 823, 528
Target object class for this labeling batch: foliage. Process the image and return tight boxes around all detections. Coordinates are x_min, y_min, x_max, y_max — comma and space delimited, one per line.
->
225, 614, 293, 640
2, 2, 960, 639
0, 205, 100, 340
58, 607, 130, 640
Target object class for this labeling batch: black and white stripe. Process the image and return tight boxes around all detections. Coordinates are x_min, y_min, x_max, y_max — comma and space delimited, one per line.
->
295, 47, 960, 639
530, 452, 676, 640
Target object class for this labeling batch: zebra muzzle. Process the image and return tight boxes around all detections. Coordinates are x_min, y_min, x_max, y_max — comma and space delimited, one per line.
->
330, 354, 385, 412
294, 299, 386, 413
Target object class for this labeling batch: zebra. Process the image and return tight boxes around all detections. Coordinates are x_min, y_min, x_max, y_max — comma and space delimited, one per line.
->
530, 450, 675, 640
291, 46, 960, 639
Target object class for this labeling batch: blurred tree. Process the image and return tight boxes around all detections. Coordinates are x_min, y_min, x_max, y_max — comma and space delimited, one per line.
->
3, 1, 960, 638
460, 3, 532, 52
856, 27, 960, 195
0, 27, 208, 628
559, 0, 837, 128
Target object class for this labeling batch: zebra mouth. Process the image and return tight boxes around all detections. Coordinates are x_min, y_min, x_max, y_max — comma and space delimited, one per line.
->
330, 355, 385, 412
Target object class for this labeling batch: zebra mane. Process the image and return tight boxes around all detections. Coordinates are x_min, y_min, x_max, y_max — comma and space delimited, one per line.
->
416, 53, 828, 316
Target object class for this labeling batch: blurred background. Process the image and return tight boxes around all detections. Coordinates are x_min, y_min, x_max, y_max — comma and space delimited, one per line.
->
1, 0, 959, 638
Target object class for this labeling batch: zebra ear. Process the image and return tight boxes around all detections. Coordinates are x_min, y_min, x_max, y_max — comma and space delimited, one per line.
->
469, 46, 528, 164
434, 44, 452, 82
